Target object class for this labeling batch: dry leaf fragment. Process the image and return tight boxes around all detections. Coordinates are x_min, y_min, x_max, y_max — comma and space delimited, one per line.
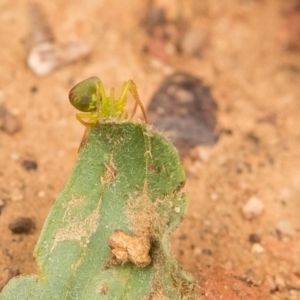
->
108, 230, 151, 267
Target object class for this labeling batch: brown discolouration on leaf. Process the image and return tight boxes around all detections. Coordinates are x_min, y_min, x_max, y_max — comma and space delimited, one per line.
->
108, 230, 151, 267
148, 246, 196, 300
100, 156, 117, 185
64, 196, 85, 207
97, 284, 108, 295
126, 190, 194, 298
141, 291, 169, 300
61, 196, 85, 222
51, 197, 100, 251
148, 164, 159, 173
126, 192, 167, 238
146, 250, 169, 300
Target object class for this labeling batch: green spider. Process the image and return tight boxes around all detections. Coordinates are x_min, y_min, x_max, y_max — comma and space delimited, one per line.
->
69, 77, 147, 126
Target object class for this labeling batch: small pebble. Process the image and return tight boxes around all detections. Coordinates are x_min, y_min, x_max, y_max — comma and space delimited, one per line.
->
193, 247, 202, 255
251, 243, 265, 253
202, 248, 213, 256
10, 190, 24, 202
242, 196, 264, 220
0, 104, 21, 135
274, 274, 286, 291
196, 146, 211, 162
22, 160, 38, 171
276, 220, 294, 237
178, 234, 187, 240
9, 217, 36, 234
249, 233, 261, 244
180, 29, 207, 57
186, 161, 202, 177
30, 86, 38, 93
210, 193, 219, 201
10, 153, 20, 161
174, 206, 180, 213
141, 7, 166, 30
266, 275, 277, 292
37, 190, 45, 198
267, 274, 287, 292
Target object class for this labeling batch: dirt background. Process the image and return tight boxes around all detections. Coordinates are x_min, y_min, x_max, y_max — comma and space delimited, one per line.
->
0, 0, 300, 299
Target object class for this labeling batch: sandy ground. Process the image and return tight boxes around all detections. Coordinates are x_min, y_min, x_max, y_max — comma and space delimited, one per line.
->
0, 0, 300, 299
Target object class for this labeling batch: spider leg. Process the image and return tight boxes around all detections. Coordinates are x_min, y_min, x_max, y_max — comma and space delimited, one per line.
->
95, 80, 107, 120
118, 80, 148, 122
76, 113, 94, 126
128, 80, 147, 122
109, 87, 115, 117
121, 110, 129, 119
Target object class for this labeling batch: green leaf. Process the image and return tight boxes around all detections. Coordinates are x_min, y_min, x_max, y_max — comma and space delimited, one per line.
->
1, 122, 197, 300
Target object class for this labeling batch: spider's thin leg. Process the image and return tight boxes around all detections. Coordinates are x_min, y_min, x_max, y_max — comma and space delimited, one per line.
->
109, 87, 115, 117
76, 113, 94, 126
121, 110, 129, 119
76, 112, 99, 126
119, 80, 148, 122
116, 81, 129, 119
128, 80, 147, 122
